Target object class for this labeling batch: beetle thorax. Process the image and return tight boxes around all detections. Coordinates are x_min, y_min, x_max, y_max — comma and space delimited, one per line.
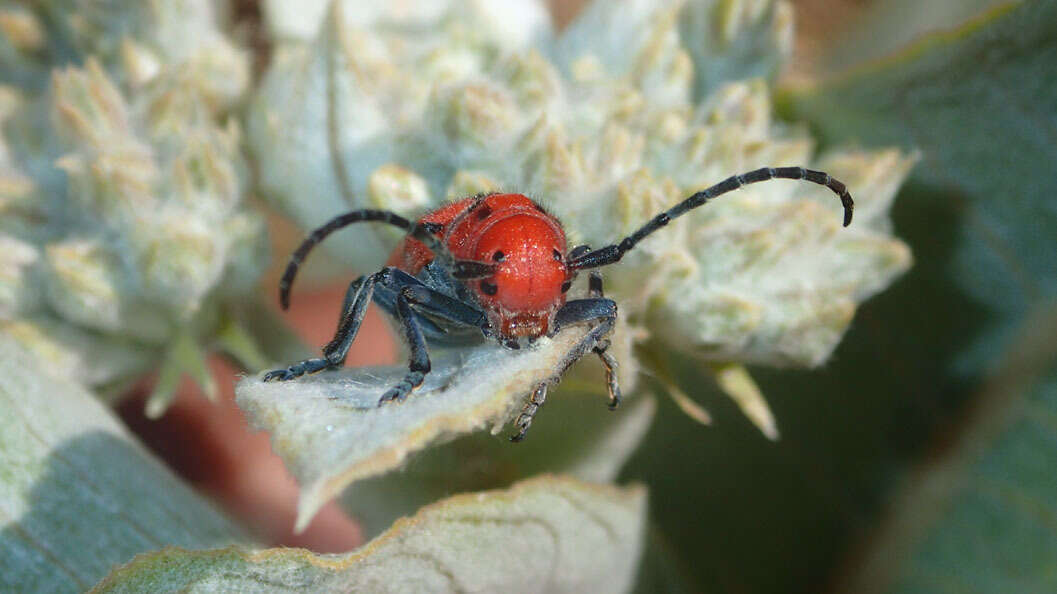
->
446, 198, 570, 340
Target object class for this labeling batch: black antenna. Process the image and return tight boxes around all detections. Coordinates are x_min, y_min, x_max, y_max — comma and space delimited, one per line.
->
278, 210, 450, 309
569, 167, 853, 270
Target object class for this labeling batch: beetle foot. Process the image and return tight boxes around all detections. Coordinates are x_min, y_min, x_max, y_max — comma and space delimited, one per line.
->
509, 383, 548, 442
377, 371, 425, 405
262, 358, 331, 382
263, 367, 301, 382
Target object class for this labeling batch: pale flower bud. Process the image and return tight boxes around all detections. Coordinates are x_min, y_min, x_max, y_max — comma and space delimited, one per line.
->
0, 235, 41, 320
367, 164, 432, 213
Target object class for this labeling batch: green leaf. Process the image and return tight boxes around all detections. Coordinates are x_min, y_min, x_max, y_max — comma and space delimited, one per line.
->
819, 0, 1007, 71
777, 4, 1057, 588
145, 330, 218, 419
837, 304, 1057, 593
95, 475, 648, 594
236, 325, 614, 532
0, 334, 244, 593
214, 315, 270, 373
778, 0, 1057, 367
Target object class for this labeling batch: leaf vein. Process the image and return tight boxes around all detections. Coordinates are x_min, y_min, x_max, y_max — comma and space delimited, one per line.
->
0, 508, 90, 590
388, 550, 466, 594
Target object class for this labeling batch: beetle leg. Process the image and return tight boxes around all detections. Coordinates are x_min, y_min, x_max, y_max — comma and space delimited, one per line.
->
322, 273, 376, 366
553, 297, 621, 408
587, 271, 604, 298
585, 272, 622, 410
377, 282, 489, 405
509, 298, 618, 441
260, 358, 331, 382
265, 267, 488, 400
386, 276, 490, 329
510, 383, 548, 442
262, 272, 379, 382
377, 286, 431, 404
592, 338, 621, 411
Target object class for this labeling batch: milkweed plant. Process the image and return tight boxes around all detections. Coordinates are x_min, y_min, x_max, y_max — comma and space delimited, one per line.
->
0, 0, 913, 591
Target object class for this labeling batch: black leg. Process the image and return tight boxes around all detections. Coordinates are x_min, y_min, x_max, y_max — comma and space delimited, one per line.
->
265, 268, 488, 389
386, 277, 490, 329
551, 298, 616, 344
261, 356, 332, 382
585, 272, 621, 409
375, 276, 489, 405
510, 297, 618, 441
587, 271, 604, 298
555, 297, 621, 409
378, 287, 431, 404
338, 275, 364, 315
323, 274, 372, 366
263, 272, 379, 382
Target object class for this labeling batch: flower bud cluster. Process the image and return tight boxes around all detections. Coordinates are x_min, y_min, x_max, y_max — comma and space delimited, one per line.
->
249, 0, 912, 369
0, 1, 261, 392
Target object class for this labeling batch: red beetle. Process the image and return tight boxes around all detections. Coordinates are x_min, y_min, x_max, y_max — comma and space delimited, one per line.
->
265, 167, 853, 441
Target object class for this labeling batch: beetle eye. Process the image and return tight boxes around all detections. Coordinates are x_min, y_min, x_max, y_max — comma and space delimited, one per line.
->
560, 280, 572, 293
480, 280, 498, 296
552, 249, 563, 262
492, 250, 505, 262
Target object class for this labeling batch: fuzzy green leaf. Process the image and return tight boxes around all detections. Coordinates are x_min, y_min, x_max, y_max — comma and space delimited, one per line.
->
236, 325, 610, 532
0, 334, 243, 593
95, 475, 648, 594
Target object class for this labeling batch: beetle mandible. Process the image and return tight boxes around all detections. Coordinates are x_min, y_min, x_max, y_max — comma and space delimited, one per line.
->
263, 167, 854, 441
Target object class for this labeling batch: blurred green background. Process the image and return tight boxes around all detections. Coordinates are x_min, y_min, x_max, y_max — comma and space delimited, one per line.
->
624, 0, 1057, 592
